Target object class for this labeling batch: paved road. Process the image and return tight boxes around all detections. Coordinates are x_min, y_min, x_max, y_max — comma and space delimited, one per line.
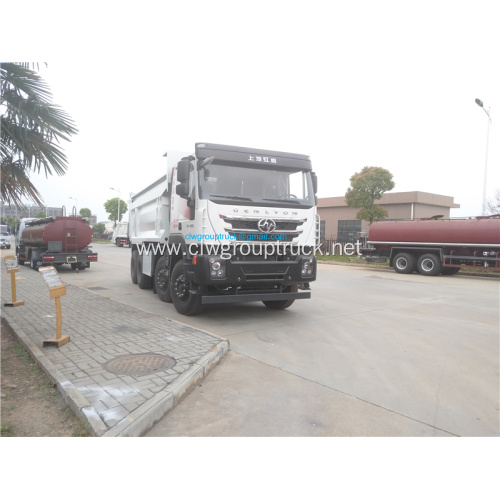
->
53, 242, 499, 436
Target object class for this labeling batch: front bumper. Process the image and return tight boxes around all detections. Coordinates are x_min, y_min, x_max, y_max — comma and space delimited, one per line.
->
192, 254, 316, 286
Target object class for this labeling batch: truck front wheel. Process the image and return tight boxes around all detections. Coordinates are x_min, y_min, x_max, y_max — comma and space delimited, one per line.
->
417, 253, 442, 276
170, 260, 202, 316
263, 283, 298, 310
155, 256, 172, 303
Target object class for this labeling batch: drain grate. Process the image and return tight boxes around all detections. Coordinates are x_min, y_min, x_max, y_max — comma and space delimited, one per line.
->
87, 286, 108, 291
104, 353, 176, 376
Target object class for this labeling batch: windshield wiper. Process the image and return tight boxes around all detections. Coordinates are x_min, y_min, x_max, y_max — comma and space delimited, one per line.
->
210, 195, 254, 201
262, 198, 303, 204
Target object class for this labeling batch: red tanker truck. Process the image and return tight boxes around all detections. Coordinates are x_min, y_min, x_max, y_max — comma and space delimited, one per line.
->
362, 215, 500, 276
16, 216, 98, 271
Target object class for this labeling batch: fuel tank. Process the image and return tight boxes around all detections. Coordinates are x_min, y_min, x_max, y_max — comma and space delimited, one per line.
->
22, 216, 93, 252
368, 216, 500, 246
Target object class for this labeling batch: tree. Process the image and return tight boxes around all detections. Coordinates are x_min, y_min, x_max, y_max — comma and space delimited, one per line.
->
35, 211, 46, 218
79, 207, 92, 218
104, 197, 127, 224
345, 166, 395, 224
92, 223, 106, 238
0, 63, 78, 208
486, 189, 500, 215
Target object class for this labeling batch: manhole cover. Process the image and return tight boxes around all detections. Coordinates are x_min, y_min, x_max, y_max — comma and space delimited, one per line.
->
104, 353, 176, 375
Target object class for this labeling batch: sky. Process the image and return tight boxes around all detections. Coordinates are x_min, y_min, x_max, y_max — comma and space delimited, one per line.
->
3, 1, 499, 223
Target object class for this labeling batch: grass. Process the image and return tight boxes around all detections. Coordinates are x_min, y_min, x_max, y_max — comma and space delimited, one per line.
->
0, 424, 15, 437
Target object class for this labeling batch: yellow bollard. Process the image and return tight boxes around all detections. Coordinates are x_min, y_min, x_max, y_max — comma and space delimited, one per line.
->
3, 256, 24, 307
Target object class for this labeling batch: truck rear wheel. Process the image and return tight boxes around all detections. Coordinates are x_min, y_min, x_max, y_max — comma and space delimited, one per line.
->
170, 260, 202, 316
30, 252, 41, 271
417, 253, 442, 276
131, 249, 139, 284
155, 256, 172, 303
137, 254, 153, 289
393, 252, 416, 274
263, 283, 298, 310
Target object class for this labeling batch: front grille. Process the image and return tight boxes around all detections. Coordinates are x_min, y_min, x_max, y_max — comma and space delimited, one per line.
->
221, 216, 305, 240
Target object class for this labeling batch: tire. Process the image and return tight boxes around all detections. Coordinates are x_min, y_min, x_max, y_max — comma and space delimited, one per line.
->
71, 263, 87, 271
137, 253, 153, 289
30, 252, 41, 271
263, 283, 298, 310
155, 255, 172, 303
417, 253, 442, 276
170, 260, 203, 316
131, 249, 139, 284
393, 252, 416, 274
441, 266, 460, 275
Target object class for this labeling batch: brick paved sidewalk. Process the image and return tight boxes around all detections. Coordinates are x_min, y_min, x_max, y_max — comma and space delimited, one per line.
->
1, 264, 229, 436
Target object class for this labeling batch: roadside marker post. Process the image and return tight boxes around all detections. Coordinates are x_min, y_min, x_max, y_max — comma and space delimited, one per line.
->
38, 266, 70, 348
3, 256, 24, 307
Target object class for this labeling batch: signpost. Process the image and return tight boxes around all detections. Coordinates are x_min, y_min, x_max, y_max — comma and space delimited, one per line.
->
3, 256, 24, 307
38, 266, 70, 347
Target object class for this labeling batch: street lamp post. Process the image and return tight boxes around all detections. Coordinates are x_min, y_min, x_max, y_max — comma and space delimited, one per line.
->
69, 197, 78, 216
475, 98, 492, 215
110, 187, 121, 227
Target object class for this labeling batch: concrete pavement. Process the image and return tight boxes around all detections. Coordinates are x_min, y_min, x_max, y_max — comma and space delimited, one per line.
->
1, 263, 229, 436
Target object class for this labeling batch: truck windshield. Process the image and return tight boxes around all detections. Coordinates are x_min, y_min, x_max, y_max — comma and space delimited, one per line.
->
198, 163, 315, 207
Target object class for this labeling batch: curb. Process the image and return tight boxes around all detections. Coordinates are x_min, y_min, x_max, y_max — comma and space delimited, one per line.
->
103, 340, 229, 437
317, 259, 500, 277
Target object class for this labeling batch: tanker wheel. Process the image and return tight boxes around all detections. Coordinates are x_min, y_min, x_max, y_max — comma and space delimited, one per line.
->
393, 252, 416, 274
30, 253, 41, 271
263, 283, 298, 310
131, 249, 139, 284
155, 255, 172, 303
170, 260, 203, 316
417, 253, 442, 276
137, 253, 153, 289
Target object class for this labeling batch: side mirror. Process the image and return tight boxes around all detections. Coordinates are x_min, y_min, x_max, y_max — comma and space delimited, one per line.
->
176, 183, 190, 198
311, 172, 318, 194
177, 160, 191, 182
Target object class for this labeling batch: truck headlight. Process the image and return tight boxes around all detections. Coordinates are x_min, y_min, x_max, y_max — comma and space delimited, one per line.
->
301, 257, 314, 277
209, 258, 226, 279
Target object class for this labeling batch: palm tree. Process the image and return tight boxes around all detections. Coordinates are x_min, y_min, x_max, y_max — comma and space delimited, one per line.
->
1, 62, 78, 208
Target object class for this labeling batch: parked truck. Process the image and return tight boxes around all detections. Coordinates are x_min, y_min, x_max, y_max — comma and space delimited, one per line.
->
111, 222, 130, 247
16, 215, 98, 271
129, 142, 319, 315
1, 224, 12, 249
362, 215, 500, 275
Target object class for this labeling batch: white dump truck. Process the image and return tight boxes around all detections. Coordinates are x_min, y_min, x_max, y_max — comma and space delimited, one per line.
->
129, 143, 319, 316
111, 222, 130, 247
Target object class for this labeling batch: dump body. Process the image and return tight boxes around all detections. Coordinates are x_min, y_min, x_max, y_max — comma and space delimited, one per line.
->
363, 216, 500, 275
16, 216, 98, 271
